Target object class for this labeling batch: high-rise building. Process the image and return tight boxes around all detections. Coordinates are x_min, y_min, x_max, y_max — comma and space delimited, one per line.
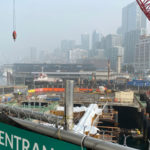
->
135, 36, 150, 72
123, 29, 146, 64
122, 2, 146, 35
60, 40, 76, 63
110, 46, 124, 71
69, 49, 88, 63
61, 40, 76, 51
100, 34, 122, 59
92, 30, 99, 50
30, 47, 37, 63
122, 2, 147, 64
81, 33, 89, 50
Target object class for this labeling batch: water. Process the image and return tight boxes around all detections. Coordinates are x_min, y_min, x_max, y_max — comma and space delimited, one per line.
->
119, 136, 149, 150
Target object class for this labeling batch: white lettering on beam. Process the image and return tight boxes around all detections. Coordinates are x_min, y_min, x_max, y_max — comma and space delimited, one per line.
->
0, 130, 55, 150
14, 135, 21, 150
0, 131, 4, 146
43, 145, 47, 150
22, 138, 30, 150
43, 145, 54, 150
33, 143, 39, 150
5, 133, 13, 149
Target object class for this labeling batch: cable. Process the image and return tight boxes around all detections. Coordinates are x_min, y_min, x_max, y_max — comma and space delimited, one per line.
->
80, 135, 87, 150
13, 0, 16, 30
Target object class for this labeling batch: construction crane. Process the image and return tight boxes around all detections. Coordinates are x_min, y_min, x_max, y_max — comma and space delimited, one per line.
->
12, 0, 17, 41
11, 0, 150, 41
136, 0, 150, 21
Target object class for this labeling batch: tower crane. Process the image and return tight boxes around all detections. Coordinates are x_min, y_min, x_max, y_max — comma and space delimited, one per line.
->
11, 0, 150, 41
136, 0, 150, 20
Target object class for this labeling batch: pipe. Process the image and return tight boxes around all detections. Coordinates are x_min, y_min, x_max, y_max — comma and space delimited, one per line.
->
10, 117, 137, 150
65, 80, 74, 130
0, 104, 62, 124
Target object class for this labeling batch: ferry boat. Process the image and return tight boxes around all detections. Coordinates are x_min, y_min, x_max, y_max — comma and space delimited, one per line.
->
34, 72, 62, 83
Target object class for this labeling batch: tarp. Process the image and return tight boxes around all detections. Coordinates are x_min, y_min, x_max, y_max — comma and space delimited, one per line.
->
127, 80, 150, 87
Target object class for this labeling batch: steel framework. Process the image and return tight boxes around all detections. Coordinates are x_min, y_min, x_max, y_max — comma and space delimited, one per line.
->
136, 0, 150, 21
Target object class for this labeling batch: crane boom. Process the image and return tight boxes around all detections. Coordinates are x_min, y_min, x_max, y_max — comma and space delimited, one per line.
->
136, 0, 150, 21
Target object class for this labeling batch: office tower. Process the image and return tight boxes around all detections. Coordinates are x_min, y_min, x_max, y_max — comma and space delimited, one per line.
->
69, 49, 88, 63
30, 47, 37, 63
81, 33, 89, 50
122, 1, 147, 64
61, 40, 76, 51
110, 46, 124, 71
123, 29, 146, 64
122, 2, 146, 35
92, 30, 99, 50
135, 36, 150, 72
100, 34, 122, 59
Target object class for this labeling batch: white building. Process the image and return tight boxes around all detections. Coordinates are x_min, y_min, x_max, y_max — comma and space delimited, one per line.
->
135, 36, 150, 72
69, 49, 88, 63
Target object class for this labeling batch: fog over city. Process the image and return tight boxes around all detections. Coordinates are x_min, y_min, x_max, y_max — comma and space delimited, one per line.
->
1, 2, 150, 149
0, 0, 140, 64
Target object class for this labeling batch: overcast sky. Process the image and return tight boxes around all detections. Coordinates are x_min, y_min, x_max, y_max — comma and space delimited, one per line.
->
0, 0, 147, 63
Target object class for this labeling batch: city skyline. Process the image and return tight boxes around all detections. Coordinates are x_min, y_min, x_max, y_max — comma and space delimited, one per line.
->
0, 0, 144, 64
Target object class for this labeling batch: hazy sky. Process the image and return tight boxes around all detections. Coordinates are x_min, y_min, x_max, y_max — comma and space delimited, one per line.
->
0, 0, 146, 63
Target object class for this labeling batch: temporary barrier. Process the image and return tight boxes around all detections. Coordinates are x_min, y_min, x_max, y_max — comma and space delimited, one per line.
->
28, 89, 35, 93
28, 88, 96, 93
80, 88, 93, 92
48, 88, 53, 92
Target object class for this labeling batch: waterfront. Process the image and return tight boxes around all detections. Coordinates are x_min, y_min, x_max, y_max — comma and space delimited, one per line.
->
119, 137, 149, 150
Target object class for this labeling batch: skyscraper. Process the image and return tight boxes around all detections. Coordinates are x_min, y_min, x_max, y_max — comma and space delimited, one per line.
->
81, 33, 89, 50
135, 36, 150, 72
122, 2, 147, 64
92, 30, 99, 50
122, 2, 146, 35
61, 40, 76, 52
100, 34, 122, 59
30, 47, 37, 63
124, 29, 146, 64
110, 46, 124, 71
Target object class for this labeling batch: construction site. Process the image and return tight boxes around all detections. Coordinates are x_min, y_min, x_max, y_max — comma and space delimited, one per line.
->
0, 77, 148, 150
1, 0, 150, 149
